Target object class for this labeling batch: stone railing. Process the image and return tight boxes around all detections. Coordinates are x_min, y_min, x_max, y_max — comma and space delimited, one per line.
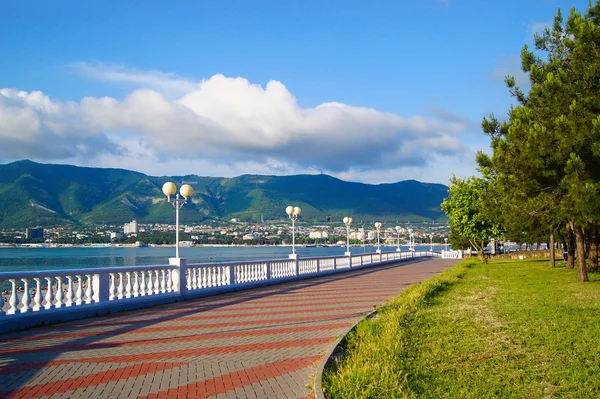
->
0, 250, 436, 333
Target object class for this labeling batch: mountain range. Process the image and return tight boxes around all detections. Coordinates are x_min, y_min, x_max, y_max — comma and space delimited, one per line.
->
0, 160, 449, 228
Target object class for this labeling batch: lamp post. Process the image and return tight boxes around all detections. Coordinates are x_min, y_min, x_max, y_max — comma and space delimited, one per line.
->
162, 182, 194, 259
429, 234, 434, 251
444, 237, 448, 251
343, 217, 353, 256
286, 206, 301, 258
374, 222, 382, 253
395, 226, 402, 252
408, 228, 414, 251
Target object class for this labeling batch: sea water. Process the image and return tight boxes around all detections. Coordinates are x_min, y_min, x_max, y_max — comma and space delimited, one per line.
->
0, 245, 440, 273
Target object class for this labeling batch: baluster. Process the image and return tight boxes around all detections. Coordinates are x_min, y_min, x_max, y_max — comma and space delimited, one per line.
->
153, 271, 160, 294
55, 278, 63, 308
140, 271, 147, 296
192, 268, 198, 289
125, 272, 132, 298
65, 276, 73, 307
32, 278, 42, 311
160, 270, 166, 293
117, 272, 124, 300
7, 279, 18, 315
186, 268, 192, 290
132, 271, 140, 297
215, 267, 220, 286
199, 267, 205, 288
85, 274, 93, 304
0, 285, 4, 316
75, 275, 83, 305
146, 271, 154, 295
204, 268, 210, 287
166, 270, 172, 292
109, 273, 116, 300
237, 265, 244, 283
20, 278, 30, 313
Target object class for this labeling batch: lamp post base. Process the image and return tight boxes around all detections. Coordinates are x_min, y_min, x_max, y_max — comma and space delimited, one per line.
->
344, 251, 352, 257
396, 248, 401, 252
288, 253, 298, 260
376, 249, 382, 254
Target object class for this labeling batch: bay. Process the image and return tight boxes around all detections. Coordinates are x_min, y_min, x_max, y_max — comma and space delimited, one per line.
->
0, 245, 442, 273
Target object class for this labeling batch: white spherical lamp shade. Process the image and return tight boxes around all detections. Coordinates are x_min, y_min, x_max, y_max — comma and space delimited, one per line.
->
286, 206, 294, 216
162, 182, 177, 197
395, 226, 401, 232
375, 222, 382, 229
180, 184, 194, 199
348, 217, 353, 224
343, 217, 349, 224
293, 206, 301, 216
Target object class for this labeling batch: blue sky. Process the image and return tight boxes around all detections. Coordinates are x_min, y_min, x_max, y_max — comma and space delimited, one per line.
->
0, 0, 591, 184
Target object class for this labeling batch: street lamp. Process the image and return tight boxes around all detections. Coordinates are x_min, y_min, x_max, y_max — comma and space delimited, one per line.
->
395, 226, 402, 252
162, 182, 194, 259
286, 205, 301, 258
444, 237, 448, 251
429, 234, 434, 251
343, 217, 353, 256
408, 228, 414, 251
374, 222, 382, 253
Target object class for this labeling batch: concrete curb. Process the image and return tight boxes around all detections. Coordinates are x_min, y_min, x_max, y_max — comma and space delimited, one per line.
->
313, 309, 378, 399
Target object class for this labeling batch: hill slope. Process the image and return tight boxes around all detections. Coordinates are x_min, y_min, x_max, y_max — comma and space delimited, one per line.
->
0, 160, 449, 228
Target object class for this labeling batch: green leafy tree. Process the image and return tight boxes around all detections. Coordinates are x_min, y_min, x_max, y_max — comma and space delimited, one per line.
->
441, 175, 500, 263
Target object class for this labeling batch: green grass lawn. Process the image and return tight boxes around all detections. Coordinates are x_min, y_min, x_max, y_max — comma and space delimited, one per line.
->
322, 259, 600, 398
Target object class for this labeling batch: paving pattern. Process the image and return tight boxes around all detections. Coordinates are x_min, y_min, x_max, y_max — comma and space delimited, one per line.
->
0, 258, 457, 399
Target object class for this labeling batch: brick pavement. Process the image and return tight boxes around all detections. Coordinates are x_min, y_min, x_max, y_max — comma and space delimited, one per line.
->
0, 258, 457, 399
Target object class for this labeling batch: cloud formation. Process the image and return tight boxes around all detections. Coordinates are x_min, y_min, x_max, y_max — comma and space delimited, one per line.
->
0, 72, 469, 183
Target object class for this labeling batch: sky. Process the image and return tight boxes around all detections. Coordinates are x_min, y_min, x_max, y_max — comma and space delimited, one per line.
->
0, 0, 592, 185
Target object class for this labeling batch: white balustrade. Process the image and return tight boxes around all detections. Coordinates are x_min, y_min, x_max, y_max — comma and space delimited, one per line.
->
0, 251, 435, 324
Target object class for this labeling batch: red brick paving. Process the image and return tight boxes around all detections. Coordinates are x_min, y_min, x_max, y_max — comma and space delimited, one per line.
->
0, 258, 456, 398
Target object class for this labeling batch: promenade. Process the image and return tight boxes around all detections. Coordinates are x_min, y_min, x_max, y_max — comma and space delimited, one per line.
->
0, 258, 457, 399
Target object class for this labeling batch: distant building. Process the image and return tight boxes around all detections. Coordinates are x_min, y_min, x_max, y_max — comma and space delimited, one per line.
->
124, 220, 138, 235
243, 233, 261, 240
25, 227, 44, 239
350, 231, 365, 241
309, 231, 329, 239
110, 232, 123, 240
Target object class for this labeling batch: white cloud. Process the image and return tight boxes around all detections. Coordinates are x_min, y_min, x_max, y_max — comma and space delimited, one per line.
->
0, 73, 472, 184
0, 88, 120, 160
72, 62, 198, 97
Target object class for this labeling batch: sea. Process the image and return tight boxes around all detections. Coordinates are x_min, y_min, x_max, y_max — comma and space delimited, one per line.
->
0, 245, 443, 273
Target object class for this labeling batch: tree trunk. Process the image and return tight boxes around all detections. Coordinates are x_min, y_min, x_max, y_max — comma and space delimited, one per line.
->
549, 231, 555, 268
589, 222, 598, 273
557, 230, 567, 261
574, 222, 589, 282
567, 222, 575, 269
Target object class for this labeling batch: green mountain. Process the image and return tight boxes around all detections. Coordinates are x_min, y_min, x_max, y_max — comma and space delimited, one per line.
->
0, 160, 449, 228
